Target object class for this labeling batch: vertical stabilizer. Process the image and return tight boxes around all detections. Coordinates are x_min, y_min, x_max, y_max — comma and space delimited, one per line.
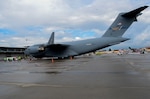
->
102, 6, 148, 37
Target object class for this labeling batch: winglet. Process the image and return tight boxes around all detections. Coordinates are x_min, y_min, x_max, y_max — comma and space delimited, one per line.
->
47, 32, 55, 45
122, 6, 148, 18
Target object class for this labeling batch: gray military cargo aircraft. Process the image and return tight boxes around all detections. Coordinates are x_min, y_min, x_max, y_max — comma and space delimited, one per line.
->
24, 6, 148, 58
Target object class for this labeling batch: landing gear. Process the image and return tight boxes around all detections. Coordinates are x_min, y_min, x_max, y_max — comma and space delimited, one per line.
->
58, 56, 74, 60
51, 56, 74, 63
58, 57, 64, 59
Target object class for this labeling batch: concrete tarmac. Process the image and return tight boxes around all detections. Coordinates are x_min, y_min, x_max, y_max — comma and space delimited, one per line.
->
0, 54, 150, 99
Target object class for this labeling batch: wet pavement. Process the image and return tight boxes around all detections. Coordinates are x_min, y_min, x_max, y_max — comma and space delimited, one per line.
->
0, 54, 150, 99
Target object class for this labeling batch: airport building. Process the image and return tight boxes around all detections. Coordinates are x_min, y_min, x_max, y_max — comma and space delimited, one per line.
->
0, 47, 26, 60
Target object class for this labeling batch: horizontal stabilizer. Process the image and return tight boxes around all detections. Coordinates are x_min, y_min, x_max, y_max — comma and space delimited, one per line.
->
122, 6, 148, 18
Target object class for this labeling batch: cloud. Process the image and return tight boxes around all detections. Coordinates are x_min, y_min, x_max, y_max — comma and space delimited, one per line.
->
133, 26, 150, 47
0, 0, 149, 49
140, 9, 150, 23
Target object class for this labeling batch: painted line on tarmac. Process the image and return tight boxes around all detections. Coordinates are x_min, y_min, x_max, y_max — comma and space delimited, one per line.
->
0, 82, 74, 88
1, 82, 150, 89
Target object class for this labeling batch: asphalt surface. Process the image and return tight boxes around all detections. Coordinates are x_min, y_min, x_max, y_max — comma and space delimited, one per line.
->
0, 53, 150, 99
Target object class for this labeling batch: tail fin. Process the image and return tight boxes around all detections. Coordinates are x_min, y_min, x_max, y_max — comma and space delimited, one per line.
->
47, 32, 55, 45
102, 6, 148, 37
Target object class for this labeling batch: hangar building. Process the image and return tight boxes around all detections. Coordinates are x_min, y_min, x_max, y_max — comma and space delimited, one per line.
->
0, 47, 26, 60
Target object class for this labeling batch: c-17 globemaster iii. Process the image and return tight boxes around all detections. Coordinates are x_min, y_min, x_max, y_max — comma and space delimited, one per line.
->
24, 6, 148, 59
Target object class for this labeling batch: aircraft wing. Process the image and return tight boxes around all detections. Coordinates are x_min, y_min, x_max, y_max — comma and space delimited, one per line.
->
45, 43, 78, 57
46, 44, 69, 50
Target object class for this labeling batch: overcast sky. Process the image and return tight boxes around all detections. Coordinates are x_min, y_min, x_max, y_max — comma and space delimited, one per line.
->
0, 0, 150, 49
